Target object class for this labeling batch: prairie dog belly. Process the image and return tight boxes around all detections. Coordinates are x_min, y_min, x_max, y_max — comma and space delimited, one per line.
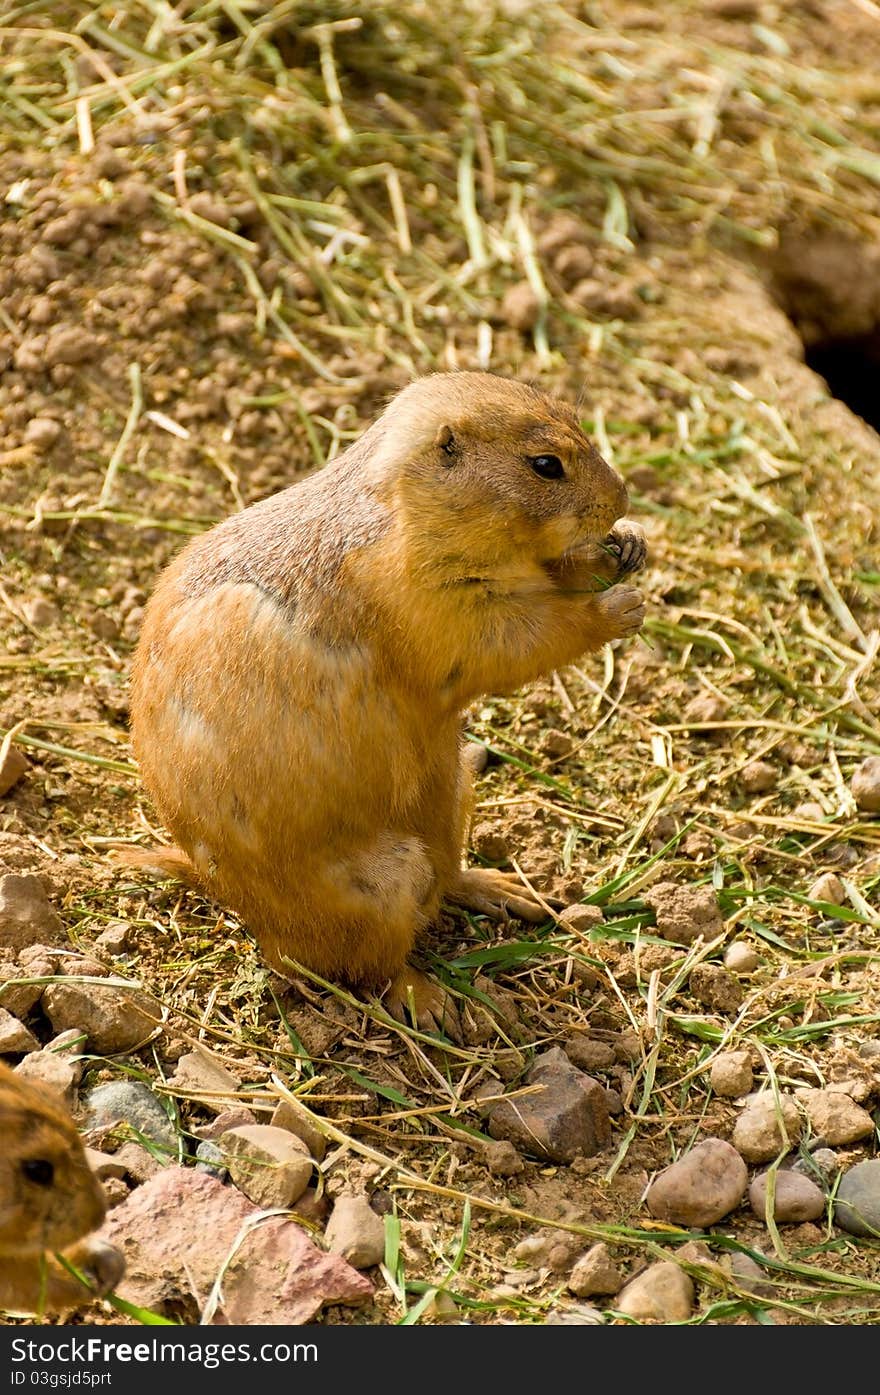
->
132, 580, 444, 870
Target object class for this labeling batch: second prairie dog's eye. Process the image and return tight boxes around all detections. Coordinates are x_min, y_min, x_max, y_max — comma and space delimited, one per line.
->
22, 1158, 54, 1187
530, 454, 565, 480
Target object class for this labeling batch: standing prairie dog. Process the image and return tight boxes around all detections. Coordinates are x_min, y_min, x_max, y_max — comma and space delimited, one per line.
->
0, 1062, 124, 1314
126, 372, 647, 1034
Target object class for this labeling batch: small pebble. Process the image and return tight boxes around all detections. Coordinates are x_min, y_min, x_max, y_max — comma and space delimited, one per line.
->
499, 281, 541, 332
724, 941, 760, 973
324, 1194, 386, 1269
851, 757, 880, 813
195, 1139, 228, 1181
558, 903, 604, 932
732, 1092, 801, 1163
709, 1050, 754, 1098
834, 1159, 880, 1237
738, 760, 777, 794
0, 747, 29, 797
567, 1242, 623, 1298
748, 1169, 826, 1223
616, 1261, 694, 1321
483, 1139, 524, 1176
797, 1088, 874, 1145
808, 872, 846, 905
646, 1137, 747, 1227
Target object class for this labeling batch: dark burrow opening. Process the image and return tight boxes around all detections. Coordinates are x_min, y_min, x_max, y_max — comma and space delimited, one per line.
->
763, 226, 880, 433
803, 336, 880, 431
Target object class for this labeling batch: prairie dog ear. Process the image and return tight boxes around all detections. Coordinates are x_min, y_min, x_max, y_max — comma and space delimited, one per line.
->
435, 423, 456, 460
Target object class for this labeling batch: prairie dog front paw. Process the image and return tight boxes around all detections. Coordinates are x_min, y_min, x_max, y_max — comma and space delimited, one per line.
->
604, 520, 647, 575
596, 583, 645, 637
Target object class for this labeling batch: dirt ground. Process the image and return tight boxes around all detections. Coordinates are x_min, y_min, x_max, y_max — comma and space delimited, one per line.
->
1, 0, 880, 1326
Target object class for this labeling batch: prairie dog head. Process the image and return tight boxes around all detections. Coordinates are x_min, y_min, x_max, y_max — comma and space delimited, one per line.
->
373, 372, 629, 579
0, 1063, 106, 1256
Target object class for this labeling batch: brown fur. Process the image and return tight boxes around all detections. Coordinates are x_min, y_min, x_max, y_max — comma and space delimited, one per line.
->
126, 372, 646, 1028
0, 1063, 124, 1314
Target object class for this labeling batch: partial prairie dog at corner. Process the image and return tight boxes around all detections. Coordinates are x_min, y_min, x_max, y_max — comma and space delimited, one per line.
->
0, 1062, 124, 1315
123, 371, 648, 1036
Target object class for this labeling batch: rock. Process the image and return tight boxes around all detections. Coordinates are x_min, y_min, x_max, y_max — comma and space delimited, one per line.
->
612, 1030, 642, 1062
723, 941, 760, 973
58, 952, 109, 979
471, 823, 510, 863
834, 1160, 880, 1238
102, 1177, 130, 1208
564, 1036, 616, 1072
85, 1148, 129, 1181
683, 692, 728, 729
0, 873, 63, 949
639, 943, 685, 978
85, 1081, 178, 1151
732, 1092, 801, 1162
44, 325, 99, 366
45, 1027, 87, 1059
187, 192, 232, 227
499, 281, 541, 331
23, 417, 62, 451
808, 872, 846, 905
738, 760, 777, 794
851, 756, 880, 812
17, 943, 60, 971
194, 1106, 257, 1140
748, 1169, 825, 1223
487, 1047, 611, 1163
22, 599, 57, 632
710, 1050, 754, 1098
796, 1089, 874, 1145
43, 980, 159, 1054
424, 1290, 459, 1322
545, 1304, 603, 1325
558, 904, 604, 933
541, 728, 574, 760
114, 1141, 167, 1183
220, 1125, 312, 1209
100, 1166, 372, 1322
325, 1194, 386, 1269
689, 963, 744, 1014
512, 1231, 581, 1274
567, 1242, 623, 1297
646, 1138, 748, 1227
15, 1048, 79, 1101
483, 1139, 524, 1176
0, 747, 29, 796
0, 1008, 38, 1053
794, 1148, 839, 1186
167, 1045, 242, 1112
730, 1251, 773, 1296
0, 961, 47, 1018
675, 1240, 727, 1287
195, 1140, 228, 1180
290, 1187, 329, 1227
93, 921, 132, 955
643, 882, 723, 944
270, 1095, 327, 1161
616, 1261, 694, 1321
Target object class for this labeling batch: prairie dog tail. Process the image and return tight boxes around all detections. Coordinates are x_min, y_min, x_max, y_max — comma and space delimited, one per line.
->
114, 844, 202, 889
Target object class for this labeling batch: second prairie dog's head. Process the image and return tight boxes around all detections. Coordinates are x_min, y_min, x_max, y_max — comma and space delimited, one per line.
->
374, 372, 629, 575
0, 1064, 106, 1257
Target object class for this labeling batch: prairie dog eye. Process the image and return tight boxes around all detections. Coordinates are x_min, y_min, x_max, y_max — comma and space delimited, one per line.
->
22, 1158, 54, 1186
529, 454, 565, 480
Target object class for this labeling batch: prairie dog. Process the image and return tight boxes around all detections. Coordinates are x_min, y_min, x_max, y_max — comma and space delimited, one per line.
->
0, 1062, 124, 1314
127, 372, 647, 1034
